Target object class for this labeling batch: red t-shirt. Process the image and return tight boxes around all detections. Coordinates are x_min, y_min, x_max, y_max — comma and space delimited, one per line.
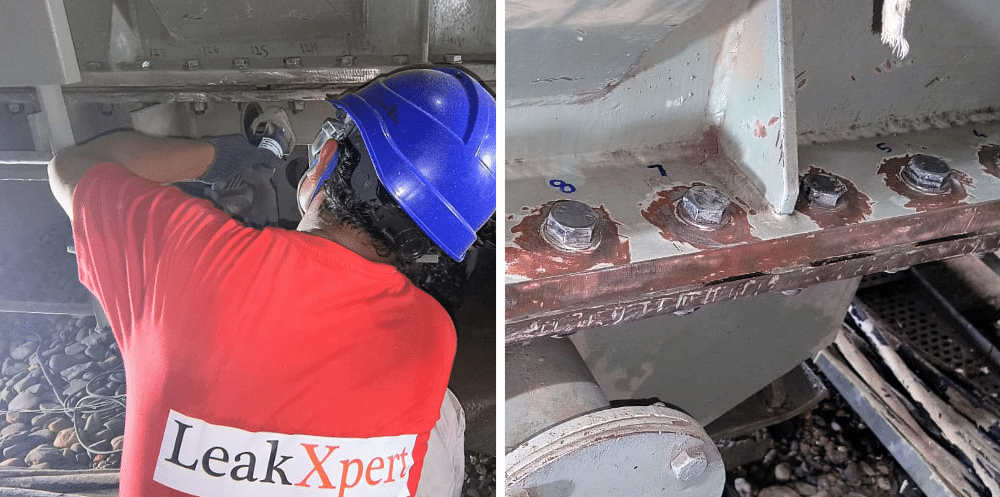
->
72, 163, 456, 497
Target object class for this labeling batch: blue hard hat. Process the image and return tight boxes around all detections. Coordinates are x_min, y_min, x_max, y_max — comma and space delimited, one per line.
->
328, 66, 496, 261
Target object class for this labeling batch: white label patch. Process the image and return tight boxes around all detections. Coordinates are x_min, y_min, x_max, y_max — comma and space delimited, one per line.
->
154, 410, 416, 497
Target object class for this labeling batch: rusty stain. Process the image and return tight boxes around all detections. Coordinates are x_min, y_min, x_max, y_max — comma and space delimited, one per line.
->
753, 120, 767, 138
878, 155, 972, 212
795, 166, 873, 228
796, 78, 807, 89
874, 59, 896, 74
641, 183, 759, 250
507, 202, 630, 279
767, 116, 779, 126
978, 144, 1000, 179
506, 200, 1000, 327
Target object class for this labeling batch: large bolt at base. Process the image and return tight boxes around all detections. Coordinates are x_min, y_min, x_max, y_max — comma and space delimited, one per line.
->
542, 200, 601, 252
677, 185, 731, 229
671, 446, 708, 481
802, 171, 847, 208
902, 154, 951, 193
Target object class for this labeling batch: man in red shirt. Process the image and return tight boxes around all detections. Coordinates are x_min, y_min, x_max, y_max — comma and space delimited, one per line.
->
47, 67, 495, 497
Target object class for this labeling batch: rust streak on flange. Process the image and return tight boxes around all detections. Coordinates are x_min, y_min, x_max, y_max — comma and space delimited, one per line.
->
795, 166, 873, 228
878, 155, 972, 212
506, 201, 630, 280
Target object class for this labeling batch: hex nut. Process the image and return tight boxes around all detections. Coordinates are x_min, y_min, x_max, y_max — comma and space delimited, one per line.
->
671, 446, 708, 481
284, 57, 303, 68
184, 59, 201, 70
541, 200, 601, 252
443, 54, 462, 64
902, 154, 951, 194
136, 60, 152, 70
190, 102, 207, 115
290, 100, 306, 114
337, 55, 355, 67
232, 58, 250, 69
802, 171, 847, 208
6, 103, 23, 114
677, 185, 731, 229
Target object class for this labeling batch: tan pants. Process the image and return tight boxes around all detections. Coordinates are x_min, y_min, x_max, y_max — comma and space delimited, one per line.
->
416, 389, 465, 497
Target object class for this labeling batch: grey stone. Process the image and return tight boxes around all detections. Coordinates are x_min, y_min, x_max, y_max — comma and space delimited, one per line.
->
775, 462, 793, 481
80, 333, 107, 347
24, 444, 61, 466
84, 345, 105, 361
13, 375, 40, 394
796, 483, 818, 496
47, 417, 72, 433
20, 383, 41, 395
27, 428, 55, 445
10, 342, 38, 361
60, 362, 91, 382
104, 415, 125, 434
31, 413, 58, 429
83, 413, 103, 435
842, 462, 862, 486
48, 354, 79, 373
111, 435, 124, 451
5, 411, 28, 425
30, 462, 52, 469
6, 371, 29, 389
0, 423, 26, 438
2, 361, 27, 377
0, 457, 26, 467
0, 387, 15, 404
64, 343, 86, 356
63, 378, 88, 397
100, 354, 122, 370
8, 391, 39, 411
75, 452, 90, 465
759, 486, 800, 497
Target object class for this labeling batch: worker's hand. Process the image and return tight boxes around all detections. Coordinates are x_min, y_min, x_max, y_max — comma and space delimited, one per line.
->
199, 135, 284, 184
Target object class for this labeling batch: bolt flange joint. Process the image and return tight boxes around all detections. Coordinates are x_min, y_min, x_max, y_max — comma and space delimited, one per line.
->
676, 185, 732, 229
902, 154, 952, 194
802, 171, 847, 209
541, 200, 602, 252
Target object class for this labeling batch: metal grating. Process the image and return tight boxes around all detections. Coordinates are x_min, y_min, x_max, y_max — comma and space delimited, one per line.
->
859, 278, 1000, 404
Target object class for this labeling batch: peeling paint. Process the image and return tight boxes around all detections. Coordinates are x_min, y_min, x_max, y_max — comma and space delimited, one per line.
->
507, 202, 630, 279
878, 155, 972, 212
795, 166, 873, 228
978, 144, 1000, 179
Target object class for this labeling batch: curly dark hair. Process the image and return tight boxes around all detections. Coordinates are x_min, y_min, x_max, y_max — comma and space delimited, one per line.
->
317, 137, 431, 265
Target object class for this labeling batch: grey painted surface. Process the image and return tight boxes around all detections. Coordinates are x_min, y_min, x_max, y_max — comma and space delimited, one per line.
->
0, 0, 81, 86
570, 277, 860, 424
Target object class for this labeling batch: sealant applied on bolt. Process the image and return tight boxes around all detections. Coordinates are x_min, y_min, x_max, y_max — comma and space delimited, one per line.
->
671, 446, 708, 481
677, 185, 732, 229
902, 154, 952, 194
802, 171, 847, 208
541, 200, 601, 252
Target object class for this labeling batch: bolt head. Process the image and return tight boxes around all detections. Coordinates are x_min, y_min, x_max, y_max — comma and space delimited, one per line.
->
6, 103, 23, 114
190, 102, 207, 114
903, 154, 951, 193
232, 58, 250, 69
337, 55, 355, 67
802, 172, 847, 208
443, 54, 462, 64
542, 200, 601, 252
184, 59, 201, 70
392, 54, 410, 65
284, 57, 302, 68
136, 60, 152, 70
290, 100, 306, 113
671, 447, 708, 481
678, 185, 731, 228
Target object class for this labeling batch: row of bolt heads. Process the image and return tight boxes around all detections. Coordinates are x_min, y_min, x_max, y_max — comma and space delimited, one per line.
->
85, 54, 463, 72
542, 154, 953, 252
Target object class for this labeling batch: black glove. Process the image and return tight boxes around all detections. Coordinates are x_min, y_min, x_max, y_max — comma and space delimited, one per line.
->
199, 134, 284, 184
